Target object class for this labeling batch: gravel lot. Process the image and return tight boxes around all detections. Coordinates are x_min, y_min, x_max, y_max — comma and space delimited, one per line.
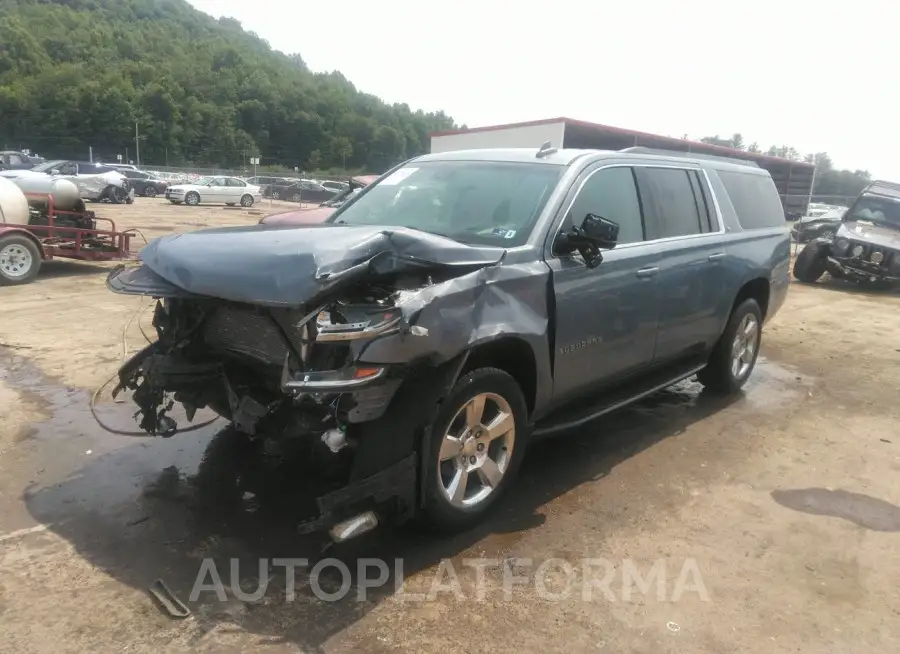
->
1, 199, 899, 653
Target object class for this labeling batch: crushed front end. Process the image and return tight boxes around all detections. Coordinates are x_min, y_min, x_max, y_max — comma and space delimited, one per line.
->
110, 270, 454, 537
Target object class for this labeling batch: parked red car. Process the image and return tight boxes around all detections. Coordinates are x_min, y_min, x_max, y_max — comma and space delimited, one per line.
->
259, 175, 379, 226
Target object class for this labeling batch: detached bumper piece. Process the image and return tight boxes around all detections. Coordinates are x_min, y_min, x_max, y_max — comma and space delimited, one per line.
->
297, 452, 417, 540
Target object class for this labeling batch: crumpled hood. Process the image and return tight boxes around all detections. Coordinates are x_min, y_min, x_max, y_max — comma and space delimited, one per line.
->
838, 221, 900, 250
137, 224, 507, 307
261, 206, 336, 226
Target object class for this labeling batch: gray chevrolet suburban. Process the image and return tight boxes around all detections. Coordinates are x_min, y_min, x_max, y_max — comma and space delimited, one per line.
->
107, 145, 790, 540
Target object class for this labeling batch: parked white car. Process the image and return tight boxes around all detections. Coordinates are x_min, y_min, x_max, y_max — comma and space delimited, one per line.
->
165, 176, 262, 207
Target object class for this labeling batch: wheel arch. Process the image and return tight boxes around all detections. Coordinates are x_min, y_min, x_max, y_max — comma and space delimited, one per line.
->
459, 336, 538, 416
0, 226, 48, 260
732, 277, 771, 320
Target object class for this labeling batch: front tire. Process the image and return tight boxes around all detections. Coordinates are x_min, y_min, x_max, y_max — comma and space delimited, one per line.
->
240, 194, 254, 207
144, 186, 158, 198
0, 234, 42, 286
185, 191, 200, 206
420, 367, 528, 532
698, 298, 762, 394
793, 241, 828, 283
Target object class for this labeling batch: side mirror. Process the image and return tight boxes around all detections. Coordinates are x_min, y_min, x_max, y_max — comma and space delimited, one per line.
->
555, 213, 620, 269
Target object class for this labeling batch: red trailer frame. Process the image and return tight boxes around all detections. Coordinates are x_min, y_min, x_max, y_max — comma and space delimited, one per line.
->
0, 192, 136, 262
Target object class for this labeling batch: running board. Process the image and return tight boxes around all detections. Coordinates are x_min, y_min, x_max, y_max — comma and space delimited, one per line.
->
532, 362, 706, 439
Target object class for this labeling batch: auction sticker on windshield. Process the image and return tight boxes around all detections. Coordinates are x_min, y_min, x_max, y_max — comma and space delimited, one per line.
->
379, 167, 418, 185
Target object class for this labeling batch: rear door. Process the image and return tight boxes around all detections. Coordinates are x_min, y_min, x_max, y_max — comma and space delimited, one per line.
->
546, 164, 662, 406
634, 166, 726, 364
225, 177, 248, 201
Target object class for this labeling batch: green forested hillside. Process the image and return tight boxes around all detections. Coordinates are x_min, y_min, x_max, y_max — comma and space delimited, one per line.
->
0, 0, 457, 170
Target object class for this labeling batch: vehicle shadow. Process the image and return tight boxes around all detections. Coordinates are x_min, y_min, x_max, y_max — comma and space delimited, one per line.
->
38, 260, 113, 280
815, 276, 900, 297
23, 381, 740, 652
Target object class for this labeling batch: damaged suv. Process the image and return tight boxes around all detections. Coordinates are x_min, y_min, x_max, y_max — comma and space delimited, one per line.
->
794, 180, 900, 285
107, 145, 789, 539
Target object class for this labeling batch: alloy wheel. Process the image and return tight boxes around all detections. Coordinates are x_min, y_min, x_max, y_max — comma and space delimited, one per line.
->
437, 392, 516, 508
731, 313, 760, 379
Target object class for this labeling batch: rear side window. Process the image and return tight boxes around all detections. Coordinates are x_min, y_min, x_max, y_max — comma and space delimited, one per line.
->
717, 170, 785, 229
635, 168, 706, 238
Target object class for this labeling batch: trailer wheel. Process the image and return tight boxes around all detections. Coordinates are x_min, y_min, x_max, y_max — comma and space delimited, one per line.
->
0, 234, 41, 285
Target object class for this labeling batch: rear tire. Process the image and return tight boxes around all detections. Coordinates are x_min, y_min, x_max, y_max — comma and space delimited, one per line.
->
793, 242, 828, 283
144, 186, 158, 198
698, 298, 762, 394
240, 194, 254, 207
419, 367, 529, 533
0, 234, 42, 286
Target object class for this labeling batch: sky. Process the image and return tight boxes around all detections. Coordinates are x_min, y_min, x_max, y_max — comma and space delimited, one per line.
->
188, 0, 899, 179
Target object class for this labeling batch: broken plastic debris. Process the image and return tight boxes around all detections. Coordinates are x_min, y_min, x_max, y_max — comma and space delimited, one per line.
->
667, 622, 680, 632
149, 579, 191, 619
410, 325, 429, 336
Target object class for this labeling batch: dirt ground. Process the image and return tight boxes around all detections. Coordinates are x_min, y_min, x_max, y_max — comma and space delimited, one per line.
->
1, 200, 899, 653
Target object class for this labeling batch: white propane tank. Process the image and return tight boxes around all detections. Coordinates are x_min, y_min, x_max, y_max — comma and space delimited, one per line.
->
0, 176, 31, 226
8, 175, 81, 211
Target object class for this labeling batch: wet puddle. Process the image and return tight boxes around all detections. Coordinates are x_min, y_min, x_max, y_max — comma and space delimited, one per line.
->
0, 349, 815, 648
772, 488, 900, 532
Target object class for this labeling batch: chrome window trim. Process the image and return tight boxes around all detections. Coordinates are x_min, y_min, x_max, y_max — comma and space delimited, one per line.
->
549, 162, 727, 256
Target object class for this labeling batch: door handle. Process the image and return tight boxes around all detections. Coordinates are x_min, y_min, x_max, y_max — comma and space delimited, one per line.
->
636, 266, 659, 278
708, 253, 726, 262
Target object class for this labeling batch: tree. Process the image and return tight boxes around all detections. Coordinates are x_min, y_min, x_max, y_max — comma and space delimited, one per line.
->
0, 0, 457, 171
730, 133, 744, 150
747, 142, 761, 153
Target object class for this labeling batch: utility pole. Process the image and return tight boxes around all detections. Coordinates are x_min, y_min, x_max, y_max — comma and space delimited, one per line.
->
89, 146, 93, 163
135, 121, 140, 168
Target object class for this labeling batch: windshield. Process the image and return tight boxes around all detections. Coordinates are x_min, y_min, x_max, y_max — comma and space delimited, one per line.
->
31, 160, 66, 173
329, 161, 563, 247
846, 193, 900, 229
193, 177, 213, 186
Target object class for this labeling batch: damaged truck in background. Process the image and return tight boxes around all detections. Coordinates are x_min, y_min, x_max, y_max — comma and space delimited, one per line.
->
793, 179, 900, 286
108, 145, 790, 541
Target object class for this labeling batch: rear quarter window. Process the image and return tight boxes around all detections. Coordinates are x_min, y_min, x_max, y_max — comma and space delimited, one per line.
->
717, 170, 785, 229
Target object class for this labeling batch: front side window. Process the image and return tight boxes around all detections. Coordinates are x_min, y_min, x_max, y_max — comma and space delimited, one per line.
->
564, 166, 645, 245
331, 161, 563, 247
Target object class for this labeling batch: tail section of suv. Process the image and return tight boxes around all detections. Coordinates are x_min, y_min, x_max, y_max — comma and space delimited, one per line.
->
106, 145, 789, 539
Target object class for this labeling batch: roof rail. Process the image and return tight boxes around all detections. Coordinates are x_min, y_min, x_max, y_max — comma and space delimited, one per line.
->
620, 146, 761, 168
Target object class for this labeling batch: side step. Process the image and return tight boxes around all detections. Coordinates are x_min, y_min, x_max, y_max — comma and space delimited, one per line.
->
532, 360, 706, 439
